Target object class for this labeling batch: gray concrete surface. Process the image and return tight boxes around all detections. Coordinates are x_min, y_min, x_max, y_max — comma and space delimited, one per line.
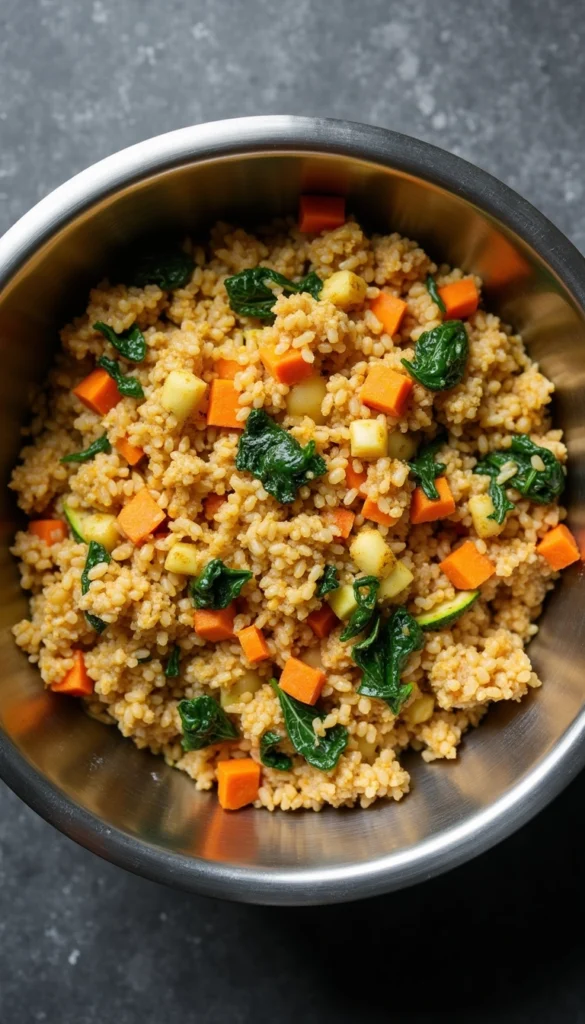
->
1, 1, 584, 1021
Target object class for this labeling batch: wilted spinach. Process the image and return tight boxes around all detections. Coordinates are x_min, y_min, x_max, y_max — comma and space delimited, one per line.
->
94, 320, 147, 363
473, 434, 565, 523
61, 433, 111, 464
425, 275, 446, 313
317, 565, 339, 598
97, 356, 145, 399
224, 266, 323, 320
402, 320, 469, 391
353, 607, 423, 713
408, 430, 447, 500
132, 251, 194, 290
236, 408, 326, 504
178, 695, 238, 752
164, 645, 181, 678
270, 679, 348, 771
259, 730, 293, 772
189, 558, 253, 610
81, 540, 110, 634
339, 576, 380, 642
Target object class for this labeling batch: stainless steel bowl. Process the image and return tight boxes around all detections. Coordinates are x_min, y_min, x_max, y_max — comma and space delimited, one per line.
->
1, 116, 585, 906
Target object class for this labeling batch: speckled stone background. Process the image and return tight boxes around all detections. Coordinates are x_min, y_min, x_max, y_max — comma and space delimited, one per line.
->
1, 1, 584, 1021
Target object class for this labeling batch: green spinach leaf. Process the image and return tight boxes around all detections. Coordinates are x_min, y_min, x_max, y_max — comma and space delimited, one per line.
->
60, 433, 111, 464
189, 558, 253, 610
164, 645, 181, 678
317, 565, 339, 598
340, 576, 380, 642
473, 434, 565, 522
259, 730, 293, 772
136, 653, 152, 663
94, 320, 147, 363
271, 679, 348, 771
487, 478, 516, 524
425, 275, 446, 313
224, 266, 323, 320
353, 607, 423, 713
81, 540, 110, 634
97, 356, 144, 400
408, 430, 447, 500
236, 408, 326, 504
132, 251, 194, 290
402, 320, 469, 391
178, 695, 238, 752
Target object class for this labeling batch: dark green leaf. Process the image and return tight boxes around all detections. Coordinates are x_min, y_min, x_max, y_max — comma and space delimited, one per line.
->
132, 251, 194, 290
488, 478, 516, 524
94, 321, 147, 363
402, 320, 469, 391
189, 558, 253, 610
224, 267, 323, 320
317, 565, 339, 598
259, 730, 293, 772
353, 607, 423, 713
408, 430, 447, 500
425, 274, 446, 313
164, 645, 181, 678
97, 356, 144, 400
136, 653, 152, 663
473, 434, 565, 521
271, 680, 348, 771
236, 408, 326, 504
340, 576, 380, 642
81, 540, 110, 634
178, 695, 238, 752
60, 433, 111, 464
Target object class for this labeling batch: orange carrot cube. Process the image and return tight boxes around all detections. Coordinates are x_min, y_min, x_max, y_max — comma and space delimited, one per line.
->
193, 605, 236, 642
115, 436, 145, 466
298, 195, 345, 234
362, 496, 399, 528
440, 540, 495, 589
29, 519, 68, 545
206, 379, 243, 430
345, 461, 367, 496
237, 625, 271, 664
279, 656, 325, 706
259, 345, 314, 386
216, 358, 240, 380
203, 494, 227, 520
536, 523, 580, 571
438, 278, 479, 319
116, 488, 165, 544
73, 368, 121, 416
410, 477, 456, 525
325, 508, 355, 540
306, 605, 339, 639
217, 758, 260, 810
369, 293, 408, 337
51, 650, 93, 697
360, 364, 413, 417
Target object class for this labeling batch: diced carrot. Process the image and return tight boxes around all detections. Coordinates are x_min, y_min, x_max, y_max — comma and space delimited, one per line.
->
115, 436, 145, 466
279, 656, 325, 706
237, 625, 271, 664
440, 539, 495, 589
203, 494, 227, 520
206, 379, 243, 430
73, 368, 121, 416
29, 519, 67, 545
362, 496, 399, 528
116, 488, 165, 545
360, 364, 413, 417
217, 758, 260, 810
306, 604, 339, 639
438, 279, 479, 319
345, 461, 367, 496
298, 195, 345, 234
51, 650, 93, 697
536, 523, 580, 571
369, 293, 408, 337
193, 605, 236, 642
325, 507, 355, 540
259, 345, 314, 386
410, 477, 456, 525
216, 358, 240, 380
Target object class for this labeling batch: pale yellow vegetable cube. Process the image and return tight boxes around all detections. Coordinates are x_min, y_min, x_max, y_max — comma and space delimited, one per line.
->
321, 270, 368, 311
161, 369, 207, 422
387, 431, 419, 461
82, 513, 120, 552
164, 542, 202, 576
350, 419, 388, 460
302, 647, 325, 670
221, 670, 263, 709
286, 375, 327, 424
350, 529, 396, 579
403, 693, 435, 726
469, 493, 505, 538
377, 561, 414, 602
326, 583, 358, 621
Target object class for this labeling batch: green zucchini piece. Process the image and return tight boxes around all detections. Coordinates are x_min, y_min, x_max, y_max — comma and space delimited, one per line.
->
63, 503, 87, 543
415, 590, 479, 630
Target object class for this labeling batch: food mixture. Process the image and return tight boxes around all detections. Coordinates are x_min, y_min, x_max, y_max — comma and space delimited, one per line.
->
10, 194, 580, 812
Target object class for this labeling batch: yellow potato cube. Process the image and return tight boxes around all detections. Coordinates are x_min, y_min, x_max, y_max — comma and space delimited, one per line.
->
164, 542, 202, 576
387, 431, 419, 461
350, 419, 388, 459
326, 583, 358, 620
377, 561, 414, 602
221, 670, 263, 709
161, 369, 207, 422
350, 529, 396, 579
321, 270, 368, 310
286, 375, 327, 424
403, 693, 435, 726
82, 513, 120, 552
469, 493, 505, 538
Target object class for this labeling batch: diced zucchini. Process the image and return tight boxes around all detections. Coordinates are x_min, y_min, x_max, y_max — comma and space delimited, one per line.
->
350, 529, 396, 579
469, 494, 505, 538
403, 693, 435, 726
82, 513, 119, 552
350, 419, 388, 459
321, 270, 368, 311
164, 542, 202, 576
161, 369, 207, 422
377, 560, 414, 602
355, 735, 377, 763
63, 502, 87, 543
387, 431, 419, 461
415, 590, 479, 630
220, 670, 263, 708
326, 583, 358, 620
286, 375, 327, 424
